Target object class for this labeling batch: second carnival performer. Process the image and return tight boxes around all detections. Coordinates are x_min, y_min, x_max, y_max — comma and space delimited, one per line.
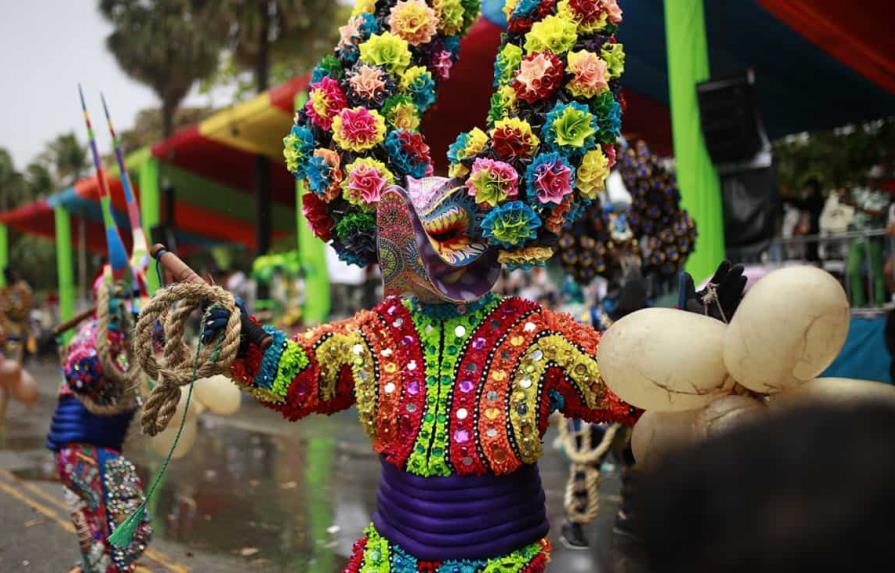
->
185, 1, 744, 570
47, 91, 152, 573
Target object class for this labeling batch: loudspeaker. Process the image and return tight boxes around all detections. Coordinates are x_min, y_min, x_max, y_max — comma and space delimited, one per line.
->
721, 165, 778, 250
697, 72, 764, 165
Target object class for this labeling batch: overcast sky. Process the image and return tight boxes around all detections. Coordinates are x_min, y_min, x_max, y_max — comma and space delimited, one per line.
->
0, 1, 231, 168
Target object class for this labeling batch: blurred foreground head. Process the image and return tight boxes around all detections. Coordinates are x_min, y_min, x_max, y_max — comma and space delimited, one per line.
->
632, 402, 895, 573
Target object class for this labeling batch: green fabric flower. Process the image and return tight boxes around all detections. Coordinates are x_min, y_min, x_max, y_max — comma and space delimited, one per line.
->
544, 101, 597, 153
601, 42, 625, 78
494, 43, 523, 88
334, 212, 376, 241
359, 32, 412, 74
524, 14, 578, 54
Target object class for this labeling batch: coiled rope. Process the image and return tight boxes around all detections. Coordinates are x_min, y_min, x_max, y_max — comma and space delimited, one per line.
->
133, 281, 241, 436
559, 419, 620, 524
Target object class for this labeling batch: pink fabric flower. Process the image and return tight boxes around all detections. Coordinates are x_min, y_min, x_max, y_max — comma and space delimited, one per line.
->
567, 50, 609, 97
348, 163, 389, 204
533, 159, 574, 205
433, 50, 453, 80
465, 158, 520, 207
602, 0, 623, 25
305, 77, 347, 130
349, 65, 388, 102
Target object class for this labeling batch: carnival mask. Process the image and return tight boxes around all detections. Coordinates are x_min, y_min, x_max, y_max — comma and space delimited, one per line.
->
377, 177, 500, 304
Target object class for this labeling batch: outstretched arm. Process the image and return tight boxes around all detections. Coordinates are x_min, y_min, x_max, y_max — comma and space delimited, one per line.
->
228, 312, 376, 421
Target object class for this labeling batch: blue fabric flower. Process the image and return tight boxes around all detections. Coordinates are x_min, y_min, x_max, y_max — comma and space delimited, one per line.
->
596, 98, 622, 144
384, 129, 429, 179
481, 201, 542, 248
304, 155, 333, 195
542, 101, 598, 158
443, 36, 461, 57
447, 132, 470, 165
283, 125, 315, 178
512, 0, 541, 19
524, 152, 577, 202
405, 70, 436, 111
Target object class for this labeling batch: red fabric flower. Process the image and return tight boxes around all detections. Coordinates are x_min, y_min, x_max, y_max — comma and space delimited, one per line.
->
491, 124, 537, 159
507, 0, 556, 34
512, 51, 564, 104
603, 143, 617, 169
399, 130, 434, 174
568, 0, 606, 27
301, 191, 334, 242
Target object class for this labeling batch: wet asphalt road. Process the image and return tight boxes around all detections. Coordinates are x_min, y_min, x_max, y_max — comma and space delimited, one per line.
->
0, 359, 620, 572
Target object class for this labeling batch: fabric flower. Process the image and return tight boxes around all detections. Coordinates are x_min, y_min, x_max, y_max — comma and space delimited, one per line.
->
447, 127, 488, 178
504, 0, 557, 34
497, 246, 554, 269
359, 32, 412, 74
487, 86, 517, 127
343, 157, 395, 207
481, 201, 542, 248
595, 97, 622, 144
566, 50, 609, 98
385, 129, 433, 178
301, 191, 334, 242
513, 51, 564, 104
525, 152, 575, 205
543, 101, 597, 155
493, 43, 523, 88
524, 14, 578, 54
558, 0, 609, 33
388, 0, 438, 46
601, 42, 625, 78
434, 0, 465, 35
305, 148, 342, 201
347, 64, 394, 107
305, 77, 347, 130
545, 194, 574, 233
383, 94, 421, 130
282, 125, 315, 177
333, 213, 377, 267
491, 117, 540, 159
603, 0, 623, 25
400, 66, 436, 111
332, 107, 387, 152
351, 0, 376, 17
466, 158, 520, 207
432, 50, 454, 80
576, 148, 610, 199
311, 55, 343, 83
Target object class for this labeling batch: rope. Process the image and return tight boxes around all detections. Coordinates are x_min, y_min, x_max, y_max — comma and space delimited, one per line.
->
701, 283, 729, 324
134, 281, 241, 436
559, 419, 620, 524
77, 283, 140, 416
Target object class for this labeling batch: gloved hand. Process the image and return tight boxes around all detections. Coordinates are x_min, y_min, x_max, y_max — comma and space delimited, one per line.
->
201, 297, 248, 344
678, 260, 747, 322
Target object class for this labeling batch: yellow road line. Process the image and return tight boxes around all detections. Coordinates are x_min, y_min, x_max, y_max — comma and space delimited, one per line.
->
0, 469, 190, 573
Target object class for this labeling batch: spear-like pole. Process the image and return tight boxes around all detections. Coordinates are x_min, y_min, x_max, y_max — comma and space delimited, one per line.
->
78, 84, 130, 283
101, 92, 149, 274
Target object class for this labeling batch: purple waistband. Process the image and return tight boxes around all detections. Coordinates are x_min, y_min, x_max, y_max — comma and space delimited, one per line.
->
372, 459, 549, 561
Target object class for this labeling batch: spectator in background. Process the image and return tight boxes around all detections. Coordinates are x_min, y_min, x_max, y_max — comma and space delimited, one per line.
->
797, 178, 825, 262
841, 172, 890, 306
631, 403, 895, 573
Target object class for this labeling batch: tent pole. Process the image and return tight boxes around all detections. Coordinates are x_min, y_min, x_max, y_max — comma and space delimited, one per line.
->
0, 223, 7, 287
664, 0, 725, 283
294, 92, 330, 324
54, 206, 75, 342
139, 156, 161, 293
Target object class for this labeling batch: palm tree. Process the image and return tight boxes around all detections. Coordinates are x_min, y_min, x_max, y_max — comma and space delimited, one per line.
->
99, 0, 227, 137
0, 148, 27, 212
43, 133, 87, 186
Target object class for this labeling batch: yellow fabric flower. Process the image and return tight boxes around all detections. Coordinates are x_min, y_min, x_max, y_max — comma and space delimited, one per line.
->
389, 0, 438, 46
576, 148, 609, 199
524, 14, 578, 54
359, 32, 413, 74
448, 127, 489, 178
351, 0, 376, 17
388, 100, 421, 130
434, 0, 465, 35
503, 0, 519, 19
497, 246, 555, 266
332, 107, 387, 152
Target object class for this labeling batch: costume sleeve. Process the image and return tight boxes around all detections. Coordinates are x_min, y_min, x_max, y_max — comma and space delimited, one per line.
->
63, 319, 124, 405
539, 309, 640, 425
228, 311, 376, 421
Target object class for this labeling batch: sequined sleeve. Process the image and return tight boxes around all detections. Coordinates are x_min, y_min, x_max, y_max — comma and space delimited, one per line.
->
539, 309, 640, 425
228, 312, 375, 421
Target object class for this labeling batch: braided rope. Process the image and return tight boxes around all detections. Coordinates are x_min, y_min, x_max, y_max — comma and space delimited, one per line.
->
559, 419, 620, 524
134, 282, 241, 436
78, 283, 140, 416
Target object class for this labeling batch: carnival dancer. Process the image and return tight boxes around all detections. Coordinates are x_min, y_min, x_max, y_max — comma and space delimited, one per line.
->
47, 89, 151, 573
0, 266, 33, 363
187, 1, 742, 570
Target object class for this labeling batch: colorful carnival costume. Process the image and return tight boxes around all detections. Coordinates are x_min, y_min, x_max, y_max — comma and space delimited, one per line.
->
47, 89, 153, 573
167, 0, 642, 570
48, 318, 151, 573
0, 268, 33, 363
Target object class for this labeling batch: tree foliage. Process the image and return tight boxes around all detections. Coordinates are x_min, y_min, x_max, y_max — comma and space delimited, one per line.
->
99, 0, 228, 136
773, 116, 895, 196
